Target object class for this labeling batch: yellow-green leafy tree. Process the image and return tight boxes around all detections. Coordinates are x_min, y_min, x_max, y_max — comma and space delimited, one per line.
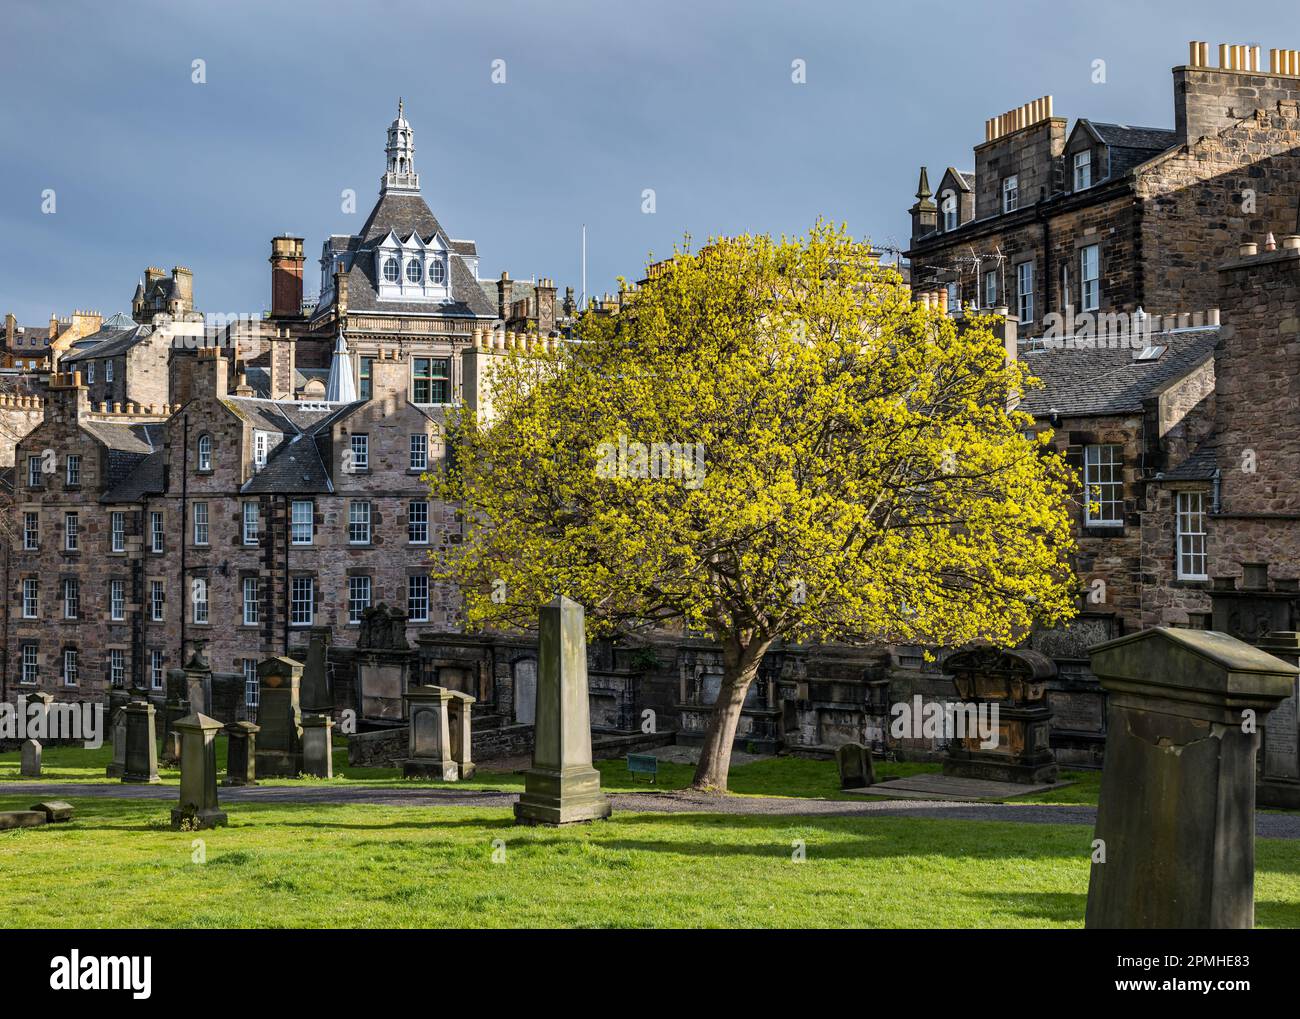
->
431, 222, 1078, 792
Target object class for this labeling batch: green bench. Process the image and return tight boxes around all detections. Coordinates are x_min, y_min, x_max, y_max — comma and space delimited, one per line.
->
626, 753, 659, 784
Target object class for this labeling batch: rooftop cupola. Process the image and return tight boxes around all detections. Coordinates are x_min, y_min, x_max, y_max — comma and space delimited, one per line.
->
382, 98, 419, 194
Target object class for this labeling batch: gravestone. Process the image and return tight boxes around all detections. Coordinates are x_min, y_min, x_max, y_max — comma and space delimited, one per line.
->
447, 691, 475, 780
24, 692, 52, 737
402, 687, 459, 779
1256, 631, 1300, 808
301, 714, 335, 779
514, 596, 611, 825
30, 801, 73, 822
105, 689, 130, 777
835, 742, 875, 789
255, 656, 304, 777
224, 720, 260, 786
301, 628, 333, 715
20, 739, 41, 778
171, 712, 227, 830
121, 700, 160, 784
355, 606, 411, 721
514, 659, 537, 724
1085, 627, 1295, 929
160, 667, 193, 764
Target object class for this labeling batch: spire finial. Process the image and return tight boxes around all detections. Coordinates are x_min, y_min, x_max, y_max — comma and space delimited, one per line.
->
398, 97, 404, 119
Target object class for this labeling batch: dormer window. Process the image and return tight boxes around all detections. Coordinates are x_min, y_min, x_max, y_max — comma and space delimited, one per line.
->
429, 259, 446, 284
382, 257, 400, 284
1074, 151, 1093, 191
1002, 175, 1019, 213
374, 230, 452, 303
941, 191, 957, 231
405, 260, 423, 284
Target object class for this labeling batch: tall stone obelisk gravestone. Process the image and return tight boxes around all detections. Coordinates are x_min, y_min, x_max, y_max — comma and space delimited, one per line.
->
514, 596, 611, 825
171, 712, 227, 830
1085, 627, 1295, 928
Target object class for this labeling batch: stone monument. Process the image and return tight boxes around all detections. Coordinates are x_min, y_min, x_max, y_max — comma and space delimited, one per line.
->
514, 596, 611, 825
1256, 631, 1300, 808
1085, 627, 1295, 929
401, 686, 475, 780
355, 604, 412, 721
224, 720, 260, 786
121, 700, 160, 784
19, 739, 41, 778
835, 742, 874, 789
255, 656, 304, 777
171, 713, 227, 830
105, 688, 130, 778
160, 666, 193, 764
301, 714, 335, 779
301, 628, 333, 715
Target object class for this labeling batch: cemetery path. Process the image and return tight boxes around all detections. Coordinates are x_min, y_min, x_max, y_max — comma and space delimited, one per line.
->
10, 781, 1300, 838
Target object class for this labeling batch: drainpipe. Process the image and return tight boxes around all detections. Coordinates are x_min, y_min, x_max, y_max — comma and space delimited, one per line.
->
180, 414, 188, 659
1212, 468, 1222, 514
283, 493, 290, 655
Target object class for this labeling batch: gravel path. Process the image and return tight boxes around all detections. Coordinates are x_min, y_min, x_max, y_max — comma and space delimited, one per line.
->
8, 780, 1300, 838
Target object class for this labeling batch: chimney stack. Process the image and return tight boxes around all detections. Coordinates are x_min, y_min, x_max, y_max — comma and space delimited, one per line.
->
269, 235, 305, 317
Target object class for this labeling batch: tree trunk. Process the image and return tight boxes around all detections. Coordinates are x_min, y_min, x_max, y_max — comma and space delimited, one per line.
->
691, 637, 770, 792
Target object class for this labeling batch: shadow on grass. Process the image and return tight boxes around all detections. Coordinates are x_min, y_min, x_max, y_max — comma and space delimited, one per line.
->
958, 890, 1086, 925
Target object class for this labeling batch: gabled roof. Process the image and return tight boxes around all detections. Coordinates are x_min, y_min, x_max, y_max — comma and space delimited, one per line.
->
102, 449, 165, 502
79, 420, 165, 490
1018, 327, 1218, 418
226, 396, 366, 495
62, 323, 152, 361
1161, 443, 1218, 481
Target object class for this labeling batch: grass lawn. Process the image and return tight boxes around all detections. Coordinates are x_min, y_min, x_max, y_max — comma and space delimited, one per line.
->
4, 794, 1296, 928
0, 739, 1105, 803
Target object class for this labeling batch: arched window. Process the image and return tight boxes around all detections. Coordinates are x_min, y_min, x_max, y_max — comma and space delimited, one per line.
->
382, 257, 399, 283
428, 259, 445, 285
405, 260, 423, 284
197, 434, 212, 472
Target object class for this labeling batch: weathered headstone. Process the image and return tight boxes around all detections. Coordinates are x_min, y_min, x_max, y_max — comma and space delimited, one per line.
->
1256, 631, 1300, 808
301, 714, 335, 779
514, 596, 611, 825
105, 689, 130, 778
160, 667, 193, 764
835, 742, 874, 789
0, 810, 47, 831
30, 801, 73, 822
255, 656, 304, 777
171, 712, 227, 830
401, 686, 469, 780
1085, 627, 1295, 929
224, 720, 260, 786
19, 739, 41, 778
301, 628, 333, 715
447, 690, 476, 780
122, 700, 160, 784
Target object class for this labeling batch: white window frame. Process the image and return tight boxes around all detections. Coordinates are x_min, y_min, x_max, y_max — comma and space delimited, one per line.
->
151, 511, 164, 553
350, 434, 369, 471
291, 500, 314, 545
63, 649, 78, 687
21, 645, 39, 684
984, 270, 996, 309
1073, 150, 1093, 191
408, 500, 429, 544
151, 649, 165, 690
290, 576, 314, 627
197, 434, 213, 471
151, 580, 165, 621
22, 578, 39, 618
23, 511, 39, 551
1084, 444, 1124, 527
409, 434, 428, 471
111, 511, 125, 552
1016, 262, 1034, 324
63, 578, 79, 619
27, 455, 41, 488
348, 575, 372, 624
1081, 244, 1100, 313
109, 648, 125, 688
1002, 175, 1019, 213
254, 430, 268, 470
941, 190, 957, 231
105, 360, 114, 383
408, 574, 429, 623
86, 362, 95, 384
243, 576, 260, 626
64, 512, 79, 551
192, 577, 209, 624
243, 502, 259, 545
349, 500, 371, 544
244, 659, 260, 708
1176, 490, 1209, 581
193, 502, 209, 546
65, 454, 81, 487
110, 579, 126, 621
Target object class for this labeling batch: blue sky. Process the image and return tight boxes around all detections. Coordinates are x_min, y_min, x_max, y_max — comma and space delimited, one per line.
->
0, 0, 1292, 322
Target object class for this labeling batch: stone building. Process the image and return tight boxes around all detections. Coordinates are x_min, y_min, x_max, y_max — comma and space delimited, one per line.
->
906, 40, 1300, 334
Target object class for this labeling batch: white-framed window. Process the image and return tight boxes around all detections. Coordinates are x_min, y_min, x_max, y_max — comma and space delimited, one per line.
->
63, 649, 78, 687
243, 577, 259, 625
382, 257, 400, 284
109, 648, 125, 687
1016, 262, 1034, 324
408, 574, 429, 622
105, 360, 114, 383
1176, 491, 1209, 580
291, 500, 313, 545
193, 502, 209, 545
429, 259, 446, 284
27, 455, 41, 488
86, 362, 95, 384
21, 645, 39, 684
1002, 175, 1019, 213
409, 434, 428, 471
23, 511, 39, 551
23, 578, 39, 618
66, 454, 81, 486
64, 512, 79, 551
150, 649, 164, 690
111, 511, 125, 552
350, 434, 369, 471
348, 575, 372, 624
349, 500, 371, 544
64, 578, 79, 619
253, 430, 268, 470
151, 511, 164, 553
405, 259, 423, 284
1073, 150, 1093, 191
941, 190, 957, 231
1081, 244, 1100, 312
150, 580, 165, 621
984, 271, 997, 309
192, 577, 209, 624
1084, 444, 1124, 526
243, 502, 259, 544
408, 500, 429, 544
244, 658, 260, 708
946, 282, 959, 312
197, 434, 212, 471
290, 576, 314, 626
110, 579, 125, 621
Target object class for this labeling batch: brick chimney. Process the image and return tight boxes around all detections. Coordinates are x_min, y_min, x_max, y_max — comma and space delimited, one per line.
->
270, 235, 305, 317
190, 347, 229, 402
1176, 40, 1300, 143
496, 271, 512, 322
45, 370, 88, 425
536, 277, 557, 333
4, 313, 14, 347
268, 327, 296, 401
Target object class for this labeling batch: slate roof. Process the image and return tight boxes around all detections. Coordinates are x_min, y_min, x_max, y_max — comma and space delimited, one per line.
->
1076, 121, 1179, 180
102, 449, 165, 502
63, 322, 152, 361
223, 396, 366, 495
78, 421, 165, 491
1161, 443, 1219, 481
1018, 327, 1218, 418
